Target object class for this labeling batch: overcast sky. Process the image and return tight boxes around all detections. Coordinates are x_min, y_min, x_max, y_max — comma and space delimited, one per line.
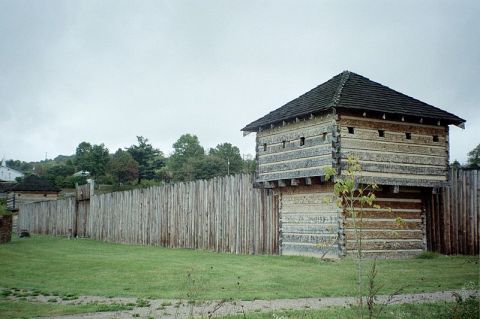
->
0, 0, 478, 164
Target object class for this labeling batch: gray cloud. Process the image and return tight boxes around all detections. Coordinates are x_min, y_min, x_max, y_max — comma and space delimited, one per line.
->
0, 0, 478, 163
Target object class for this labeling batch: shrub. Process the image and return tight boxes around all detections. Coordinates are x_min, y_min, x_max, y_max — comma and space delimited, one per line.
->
416, 251, 441, 259
0, 201, 10, 217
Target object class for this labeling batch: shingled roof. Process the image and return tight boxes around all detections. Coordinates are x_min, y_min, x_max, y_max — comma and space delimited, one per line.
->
0, 182, 15, 193
242, 71, 465, 132
10, 175, 60, 192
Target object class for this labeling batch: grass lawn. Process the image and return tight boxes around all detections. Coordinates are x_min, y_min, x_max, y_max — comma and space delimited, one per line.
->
0, 236, 478, 300
0, 300, 125, 319
1, 299, 478, 319
220, 300, 479, 319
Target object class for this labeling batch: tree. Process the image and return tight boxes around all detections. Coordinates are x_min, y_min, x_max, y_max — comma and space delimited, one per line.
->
75, 142, 94, 172
168, 134, 205, 181
5, 160, 33, 174
74, 142, 110, 179
209, 143, 243, 175
192, 155, 226, 180
44, 164, 75, 188
108, 149, 139, 184
126, 136, 164, 181
467, 144, 480, 168
242, 154, 256, 174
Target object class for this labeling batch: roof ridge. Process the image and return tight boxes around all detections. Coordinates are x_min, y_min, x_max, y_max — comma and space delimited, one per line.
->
331, 70, 350, 107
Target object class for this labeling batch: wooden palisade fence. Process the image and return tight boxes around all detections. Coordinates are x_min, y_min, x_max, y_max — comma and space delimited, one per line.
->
426, 168, 479, 255
18, 174, 279, 255
18, 170, 479, 256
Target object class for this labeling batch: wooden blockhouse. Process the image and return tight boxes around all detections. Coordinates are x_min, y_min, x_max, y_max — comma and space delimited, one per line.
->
242, 71, 465, 258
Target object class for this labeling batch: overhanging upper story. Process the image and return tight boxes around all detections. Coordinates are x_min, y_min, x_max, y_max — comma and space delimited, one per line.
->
242, 71, 466, 188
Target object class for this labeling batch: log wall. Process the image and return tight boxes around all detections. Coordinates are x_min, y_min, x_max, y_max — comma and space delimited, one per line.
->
16, 170, 479, 256
427, 168, 479, 255
18, 197, 76, 235
344, 188, 426, 258
18, 174, 279, 255
279, 184, 341, 257
256, 114, 335, 182
338, 115, 448, 187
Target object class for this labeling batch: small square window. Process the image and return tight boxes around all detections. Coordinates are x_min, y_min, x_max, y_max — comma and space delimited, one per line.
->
282, 141, 286, 148
263, 143, 267, 151
322, 132, 328, 142
348, 127, 354, 134
405, 132, 411, 140
378, 130, 385, 138
433, 135, 439, 142
300, 137, 305, 146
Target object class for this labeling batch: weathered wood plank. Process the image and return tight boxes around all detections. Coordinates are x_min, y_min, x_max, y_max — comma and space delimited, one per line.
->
344, 229, 423, 240
339, 116, 446, 135
342, 138, 446, 156
345, 219, 421, 230
257, 113, 335, 138
341, 150, 446, 166
258, 157, 332, 174
346, 240, 424, 250
347, 162, 447, 176
258, 146, 332, 164
257, 166, 331, 181
339, 126, 446, 145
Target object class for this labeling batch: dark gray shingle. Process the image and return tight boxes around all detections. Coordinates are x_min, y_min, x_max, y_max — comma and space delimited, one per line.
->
242, 71, 465, 132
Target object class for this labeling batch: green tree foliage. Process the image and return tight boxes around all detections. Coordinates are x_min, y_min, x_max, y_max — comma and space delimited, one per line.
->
44, 164, 75, 188
167, 134, 205, 181
108, 149, 139, 184
74, 142, 110, 178
126, 136, 164, 181
5, 160, 33, 174
241, 154, 256, 174
467, 144, 480, 168
209, 143, 243, 175
191, 155, 226, 180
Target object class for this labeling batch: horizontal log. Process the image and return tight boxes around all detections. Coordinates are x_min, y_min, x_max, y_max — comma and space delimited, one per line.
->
259, 145, 331, 164
344, 229, 423, 240
341, 150, 446, 166
282, 242, 340, 256
279, 184, 334, 194
282, 205, 338, 214
346, 249, 423, 259
258, 124, 333, 145
352, 200, 422, 210
346, 239, 424, 250
342, 138, 446, 157
346, 162, 447, 176
282, 192, 335, 205
281, 213, 339, 224
339, 116, 446, 135
344, 209, 421, 219
282, 223, 339, 234
355, 175, 447, 188
257, 166, 331, 182
340, 126, 446, 145
282, 232, 338, 244
261, 135, 331, 154
258, 157, 332, 174
344, 219, 421, 230
258, 113, 335, 138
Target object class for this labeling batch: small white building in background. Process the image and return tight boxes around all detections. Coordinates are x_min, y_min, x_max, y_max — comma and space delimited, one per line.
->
0, 159, 24, 182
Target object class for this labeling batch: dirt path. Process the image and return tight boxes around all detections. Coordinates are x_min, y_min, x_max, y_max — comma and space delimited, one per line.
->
16, 289, 475, 319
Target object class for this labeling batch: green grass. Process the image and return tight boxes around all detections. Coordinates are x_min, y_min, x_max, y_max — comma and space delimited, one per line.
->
0, 300, 130, 319
0, 236, 478, 300
219, 299, 480, 319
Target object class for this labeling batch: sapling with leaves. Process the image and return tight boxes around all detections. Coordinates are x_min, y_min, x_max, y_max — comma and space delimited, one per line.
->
324, 155, 403, 319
